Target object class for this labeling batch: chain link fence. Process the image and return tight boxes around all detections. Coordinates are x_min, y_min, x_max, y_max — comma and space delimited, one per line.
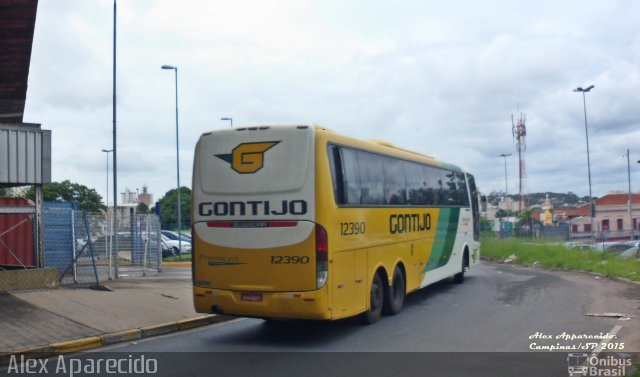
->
44, 204, 163, 285
1, 194, 166, 290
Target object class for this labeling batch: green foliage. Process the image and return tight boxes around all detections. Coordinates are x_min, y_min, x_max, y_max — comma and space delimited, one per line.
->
481, 236, 640, 281
163, 252, 192, 262
0, 187, 6, 197
158, 186, 191, 230
486, 192, 585, 207
136, 202, 149, 214
22, 180, 105, 212
479, 216, 493, 232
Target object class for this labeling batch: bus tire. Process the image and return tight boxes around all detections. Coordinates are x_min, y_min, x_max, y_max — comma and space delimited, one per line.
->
453, 251, 468, 284
362, 273, 384, 324
383, 266, 405, 315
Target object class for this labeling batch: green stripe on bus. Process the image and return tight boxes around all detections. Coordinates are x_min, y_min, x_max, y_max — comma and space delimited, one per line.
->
424, 207, 460, 272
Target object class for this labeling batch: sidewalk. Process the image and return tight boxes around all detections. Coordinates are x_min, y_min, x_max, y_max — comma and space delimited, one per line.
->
0, 266, 228, 357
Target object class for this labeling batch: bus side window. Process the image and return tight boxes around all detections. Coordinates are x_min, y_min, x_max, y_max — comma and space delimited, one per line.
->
341, 148, 362, 205
404, 161, 426, 205
456, 171, 470, 206
467, 173, 480, 240
357, 151, 385, 205
422, 165, 440, 205
383, 156, 407, 205
329, 145, 346, 204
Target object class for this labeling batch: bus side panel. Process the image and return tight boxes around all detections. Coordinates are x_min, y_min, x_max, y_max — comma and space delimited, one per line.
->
424, 208, 460, 272
407, 239, 431, 292
367, 243, 411, 287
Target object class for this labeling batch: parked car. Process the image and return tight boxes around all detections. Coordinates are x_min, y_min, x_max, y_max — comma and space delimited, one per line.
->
161, 238, 178, 258
564, 242, 594, 251
592, 241, 638, 253
161, 230, 192, 243
618, 243, 639, 259
161, 234, 191, 254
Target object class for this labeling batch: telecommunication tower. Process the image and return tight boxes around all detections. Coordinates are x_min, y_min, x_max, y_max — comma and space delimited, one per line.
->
512, 113, 527, 213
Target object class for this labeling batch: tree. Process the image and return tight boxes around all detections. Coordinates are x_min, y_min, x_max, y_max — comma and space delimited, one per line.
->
496, 209, 508, 219
516, 208, 541, 237
22, 180, 106, 212
158, 186, 191, 230
136, 202, 149, 214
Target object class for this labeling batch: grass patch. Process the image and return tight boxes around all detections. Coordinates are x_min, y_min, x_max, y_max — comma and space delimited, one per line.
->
163, 253, 192, 262
480, 234, 640, 282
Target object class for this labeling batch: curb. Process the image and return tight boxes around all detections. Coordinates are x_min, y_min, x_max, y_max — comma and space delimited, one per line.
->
162, 262, 192, 267
1, 314, 234, 363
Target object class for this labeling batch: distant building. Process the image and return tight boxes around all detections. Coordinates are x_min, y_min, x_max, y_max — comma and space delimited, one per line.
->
121, 187, 138, 204
497, 197, 517, 212
119, 186, 152, 206
567, 193, 640, 241
137, 185, 153, 207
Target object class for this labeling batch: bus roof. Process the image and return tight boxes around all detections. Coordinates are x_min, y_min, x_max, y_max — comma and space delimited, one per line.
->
313, 125, 465, 173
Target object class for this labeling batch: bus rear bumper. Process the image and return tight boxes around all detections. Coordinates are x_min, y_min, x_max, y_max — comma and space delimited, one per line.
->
193, 285, 330, 320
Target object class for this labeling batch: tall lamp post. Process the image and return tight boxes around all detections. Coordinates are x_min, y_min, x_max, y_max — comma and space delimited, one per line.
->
637, 159, 640, 239
101, 149, 113, 207
573, 85, 595, 243
161, 64, 181, 254
102, 148, 113, 279
498, 153, 512, 208
221, 117, 233, 128
112, 0, 118, 279
625, 149, 632, 240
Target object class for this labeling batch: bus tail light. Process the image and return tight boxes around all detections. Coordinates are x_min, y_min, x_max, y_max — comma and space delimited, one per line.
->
315, 224, 328, 289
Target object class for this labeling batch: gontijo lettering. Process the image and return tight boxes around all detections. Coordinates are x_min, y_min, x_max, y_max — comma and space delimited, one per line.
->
389, 213, 431, 234
199, 200, 307, 217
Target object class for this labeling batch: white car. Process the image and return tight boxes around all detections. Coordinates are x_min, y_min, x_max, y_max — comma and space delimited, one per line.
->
161, 234, 191, 254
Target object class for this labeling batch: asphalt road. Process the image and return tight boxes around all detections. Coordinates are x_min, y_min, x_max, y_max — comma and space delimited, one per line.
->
97, 262, 639, 376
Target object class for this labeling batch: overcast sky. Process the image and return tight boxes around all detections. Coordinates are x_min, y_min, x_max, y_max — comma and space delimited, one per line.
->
23, 0, 640, 205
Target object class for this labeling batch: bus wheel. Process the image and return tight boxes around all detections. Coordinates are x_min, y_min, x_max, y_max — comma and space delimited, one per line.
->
383, 266, 405, 315
453, 252, 468, 284
362, 273, 384, 324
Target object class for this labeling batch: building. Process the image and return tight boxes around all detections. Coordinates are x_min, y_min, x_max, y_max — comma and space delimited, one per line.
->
567, 193, 640, 241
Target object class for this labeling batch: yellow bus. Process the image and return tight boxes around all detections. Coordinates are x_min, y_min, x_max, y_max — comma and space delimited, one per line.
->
192, 125, 480, 323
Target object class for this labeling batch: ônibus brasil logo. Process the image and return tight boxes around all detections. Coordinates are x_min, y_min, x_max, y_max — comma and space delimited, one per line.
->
215, 141, 280, 174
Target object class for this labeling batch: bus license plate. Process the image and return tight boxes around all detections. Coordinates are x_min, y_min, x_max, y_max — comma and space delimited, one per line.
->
241, 292, 263, 302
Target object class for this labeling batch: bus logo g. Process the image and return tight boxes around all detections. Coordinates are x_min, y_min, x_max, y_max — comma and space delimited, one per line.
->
216, 141, 280, 174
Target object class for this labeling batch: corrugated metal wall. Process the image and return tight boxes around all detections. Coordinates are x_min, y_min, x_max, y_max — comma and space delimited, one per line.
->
0, 197, 35, 267
0, 124, 51, 184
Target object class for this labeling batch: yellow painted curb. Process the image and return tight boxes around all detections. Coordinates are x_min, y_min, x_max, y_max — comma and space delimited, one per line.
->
178, 316, 212, 330
140, 321, 179, 337
50, 336, 103, 354
101, 329, 142, 345
4, 315, 233, 361
162, 262, 192, 267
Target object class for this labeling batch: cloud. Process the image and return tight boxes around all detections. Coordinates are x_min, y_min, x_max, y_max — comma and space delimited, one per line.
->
22, 0, 640, 202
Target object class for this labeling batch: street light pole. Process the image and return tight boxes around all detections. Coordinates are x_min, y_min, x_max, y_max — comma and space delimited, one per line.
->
221, 117, 233, 128
499, 153, 512, 209
112, 0, 118, 279
102, 148, 113, 279
574, 85, 595, 243
101, 149, 113, 207
162, 65, 181, 254
626, 149, 632, 240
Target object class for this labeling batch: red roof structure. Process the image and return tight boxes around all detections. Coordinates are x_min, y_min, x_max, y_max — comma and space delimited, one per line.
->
594, 193, 640, 206
0, 0, 38, 124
